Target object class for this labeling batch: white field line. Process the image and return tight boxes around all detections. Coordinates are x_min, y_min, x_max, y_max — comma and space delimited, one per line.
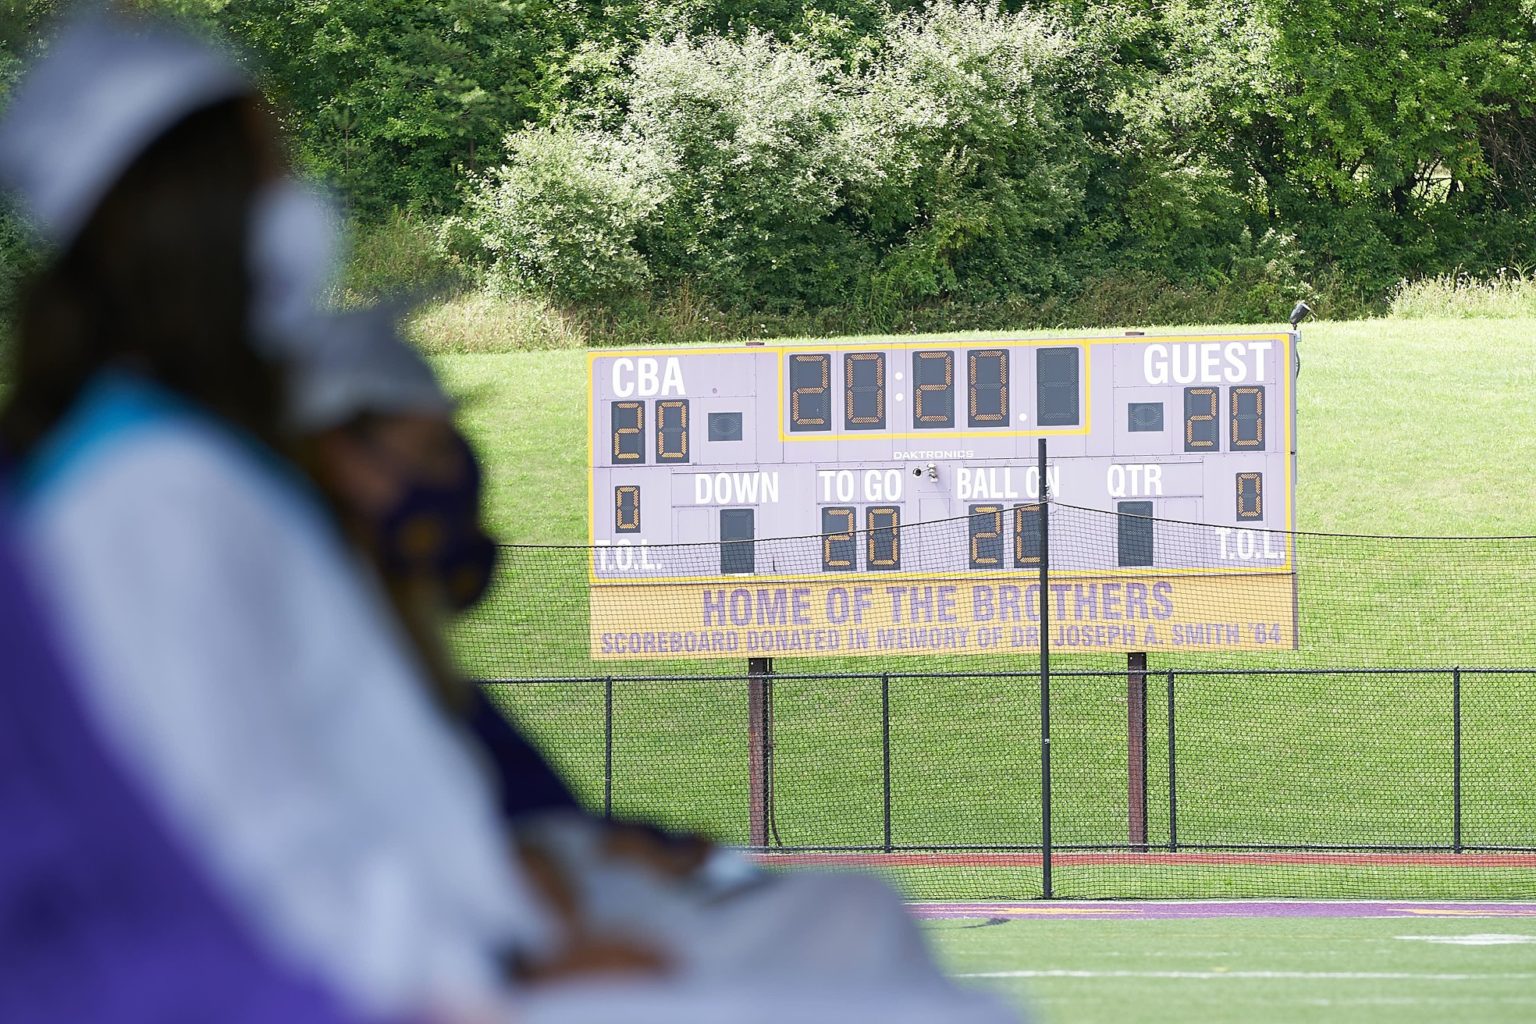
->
959, 970, 1536, 981
1395, 933, 1536, 945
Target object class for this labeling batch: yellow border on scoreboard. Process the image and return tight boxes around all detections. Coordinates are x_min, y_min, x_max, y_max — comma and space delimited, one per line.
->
771, 337, 1093, 442
585, 332, 1295, 584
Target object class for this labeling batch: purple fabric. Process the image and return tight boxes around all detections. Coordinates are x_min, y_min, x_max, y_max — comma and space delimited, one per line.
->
468, 687, 580, 821
910, 901, 1536, 920
0, 502, 371, 1024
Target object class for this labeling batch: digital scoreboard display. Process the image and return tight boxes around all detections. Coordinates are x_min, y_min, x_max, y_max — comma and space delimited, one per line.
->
588, 333, 1298, 660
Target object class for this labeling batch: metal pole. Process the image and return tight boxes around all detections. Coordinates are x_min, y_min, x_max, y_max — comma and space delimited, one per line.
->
1128, 651, 1149, 852
603, 676, 614, 821
747, 657, 774, 846
1452, 666, 1462, 853
881, 673, 893, 853
1038, 437, 1053, 899
1166, 670, 1178, 852
764, 668, 776, 846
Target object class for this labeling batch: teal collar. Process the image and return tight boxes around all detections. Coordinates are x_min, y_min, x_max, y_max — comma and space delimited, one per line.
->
18, 371, 209, 500
15, 370, 339, 544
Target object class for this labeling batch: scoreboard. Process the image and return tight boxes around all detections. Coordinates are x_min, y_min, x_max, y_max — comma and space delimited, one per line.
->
588, 333, 1299, 660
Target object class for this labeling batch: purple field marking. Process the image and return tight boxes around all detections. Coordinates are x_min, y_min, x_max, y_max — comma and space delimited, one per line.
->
911, 901, 1536, 920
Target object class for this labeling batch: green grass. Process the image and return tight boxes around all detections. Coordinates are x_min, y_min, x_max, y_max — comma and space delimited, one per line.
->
925, 914, 1536, 1024
438, 317, 1536, 896
1389, 269, 1536, 320
407, 292, 588, 354
800, 861, 1536, 902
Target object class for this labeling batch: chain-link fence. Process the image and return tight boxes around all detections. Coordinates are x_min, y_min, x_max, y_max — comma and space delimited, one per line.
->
459, 504, 1536, 899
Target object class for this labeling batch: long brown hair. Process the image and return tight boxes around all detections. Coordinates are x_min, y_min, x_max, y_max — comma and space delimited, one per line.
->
1, 98, 283, 459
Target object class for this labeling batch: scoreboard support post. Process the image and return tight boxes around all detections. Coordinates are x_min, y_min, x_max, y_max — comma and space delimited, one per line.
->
1038, 438, 1054, 899
1127, 652, 1149, 852
1125, 319, 1153, 851
747, 657, 775, 847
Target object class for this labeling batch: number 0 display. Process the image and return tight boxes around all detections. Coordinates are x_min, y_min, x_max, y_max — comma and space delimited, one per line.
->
1231, 386, 1264, 450
866, 507, 900, 569
968, 350, 1008, 426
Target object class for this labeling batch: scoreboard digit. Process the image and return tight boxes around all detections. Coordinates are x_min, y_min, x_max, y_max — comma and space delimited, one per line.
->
914, 351, 955, 428
1035, 347, 1080, 426
845, 352, 886, 429
790, 354, 830, 431
968, 350, 1008, 426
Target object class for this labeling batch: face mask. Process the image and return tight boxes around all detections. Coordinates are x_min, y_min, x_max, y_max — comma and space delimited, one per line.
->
372, 433, 499, 612
247, 178, 343, 355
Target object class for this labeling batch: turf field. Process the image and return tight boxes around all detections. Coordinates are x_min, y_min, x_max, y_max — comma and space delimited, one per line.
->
919, 901, 1536, 1023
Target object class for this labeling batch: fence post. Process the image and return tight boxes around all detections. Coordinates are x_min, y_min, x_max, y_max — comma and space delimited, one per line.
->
603, 676, 614, 821
1166, 670, 1177, 853
748, 658, 775, 847
1128, 651, 1149, 852
881, 673, 893, 853
1452, 666, 1462, 854
1038, 437, 1053, 899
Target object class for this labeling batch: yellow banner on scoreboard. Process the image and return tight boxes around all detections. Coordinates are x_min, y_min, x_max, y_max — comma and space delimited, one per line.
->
590, 574, 1297, 660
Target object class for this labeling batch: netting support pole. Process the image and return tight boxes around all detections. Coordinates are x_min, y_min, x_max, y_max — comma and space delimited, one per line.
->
1452, 666, 1462, 853
881, 673, 893, 853
1038, 437, 1054, 899
748, 657, 774, 847
1128, 651, 1149, 852
603, 676, 614, 821
1166, 671, 1178, 852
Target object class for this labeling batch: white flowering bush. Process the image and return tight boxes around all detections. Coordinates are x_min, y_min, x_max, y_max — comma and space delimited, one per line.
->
624, 30, 871, 307
443, 127, 670, 302
849, 4, 1091, 303
449, 5, 1100, 313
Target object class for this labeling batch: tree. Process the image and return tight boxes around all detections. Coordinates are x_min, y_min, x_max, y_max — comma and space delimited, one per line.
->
206, 0, 573, 216
1110, 0, 1536, 289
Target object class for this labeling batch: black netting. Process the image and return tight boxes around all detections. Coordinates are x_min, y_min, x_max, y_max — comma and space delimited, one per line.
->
459, 503, 1536, 900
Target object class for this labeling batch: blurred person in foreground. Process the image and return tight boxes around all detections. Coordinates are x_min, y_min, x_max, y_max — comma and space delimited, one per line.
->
290, 308, 1023, 1018
0, 499, 379, 1024
0, 9, 560, 1021
0, 8, 1016, 1022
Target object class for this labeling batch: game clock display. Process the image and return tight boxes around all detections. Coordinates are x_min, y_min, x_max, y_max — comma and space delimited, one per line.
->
588, 333, 1297, 580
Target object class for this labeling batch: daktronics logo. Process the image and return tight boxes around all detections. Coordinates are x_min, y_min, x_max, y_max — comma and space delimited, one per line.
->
894, 449, 976, 460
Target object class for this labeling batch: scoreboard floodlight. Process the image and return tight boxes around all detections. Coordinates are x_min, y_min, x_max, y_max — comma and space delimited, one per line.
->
588, 333, 1298, 660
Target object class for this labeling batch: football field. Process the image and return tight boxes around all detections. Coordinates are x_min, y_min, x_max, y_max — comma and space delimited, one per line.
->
920, 901, 1536, 1023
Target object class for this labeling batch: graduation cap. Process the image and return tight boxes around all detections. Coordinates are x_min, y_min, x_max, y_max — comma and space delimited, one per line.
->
0, 9, 252, 248
286, 304, 454, 433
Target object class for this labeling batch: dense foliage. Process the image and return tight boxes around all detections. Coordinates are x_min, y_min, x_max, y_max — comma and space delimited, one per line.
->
440, 0, 1536, 328
0, 1, 55, 330
3, 1, 1535, 335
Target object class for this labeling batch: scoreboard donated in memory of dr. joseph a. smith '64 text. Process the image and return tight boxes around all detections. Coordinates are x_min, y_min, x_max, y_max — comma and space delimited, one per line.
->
588, 332, 1298, 661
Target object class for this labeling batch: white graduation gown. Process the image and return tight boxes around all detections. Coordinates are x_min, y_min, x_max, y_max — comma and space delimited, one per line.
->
16, 373, 552, 1019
